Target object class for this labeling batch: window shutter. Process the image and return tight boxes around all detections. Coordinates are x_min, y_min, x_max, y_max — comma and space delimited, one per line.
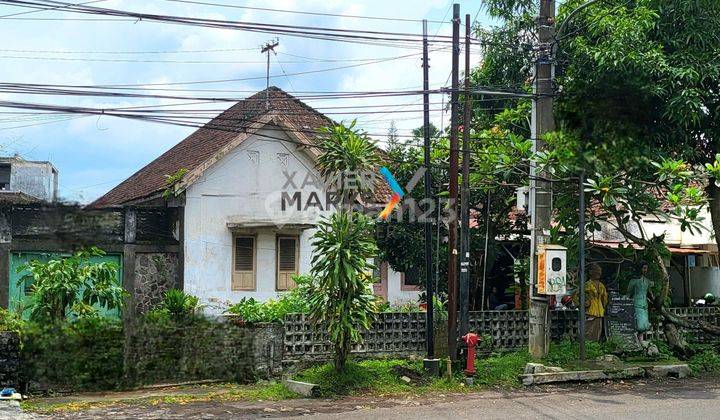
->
277, 237, 298, 290
232, 236, 255, 290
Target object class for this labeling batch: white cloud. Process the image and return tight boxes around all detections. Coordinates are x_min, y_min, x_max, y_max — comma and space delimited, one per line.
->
0, 0, 487, 202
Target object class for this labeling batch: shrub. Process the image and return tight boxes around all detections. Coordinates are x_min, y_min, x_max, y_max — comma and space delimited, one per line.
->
18, 247, 125, 322
688, 347, 720, 375
294, 359, 420, 397
147, 289, 203, 322
0, 308, 24, 332
20, 317, 124, 391
226, 277, 310, 323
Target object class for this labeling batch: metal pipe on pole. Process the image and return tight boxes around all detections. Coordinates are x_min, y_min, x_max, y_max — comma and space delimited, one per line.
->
528, 0, 555, 358
459, 13, 472, 338
422, 19, 439, 375
447, 2, 461, 361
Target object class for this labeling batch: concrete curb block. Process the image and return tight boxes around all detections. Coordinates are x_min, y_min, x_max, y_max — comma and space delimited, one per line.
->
520, 364, 690, 386
283, 379, 318, 397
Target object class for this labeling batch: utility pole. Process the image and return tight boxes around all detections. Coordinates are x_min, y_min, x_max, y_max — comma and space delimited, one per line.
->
459, 13, 471, 340
261, 38, 279, 110
422, 19, 439, 376
528, 0, 555, 358
578, 169, 586, 361
447, 2, 461, 361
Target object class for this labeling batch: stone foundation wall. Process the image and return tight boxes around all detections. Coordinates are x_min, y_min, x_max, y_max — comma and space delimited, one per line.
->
124, 318, 283, 386
0, 332, 19, 388
133, 252, 179, 314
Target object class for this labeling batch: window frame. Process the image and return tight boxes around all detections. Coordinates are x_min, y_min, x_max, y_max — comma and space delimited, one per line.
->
231, 234, 257, 291
276, 235, 300, 291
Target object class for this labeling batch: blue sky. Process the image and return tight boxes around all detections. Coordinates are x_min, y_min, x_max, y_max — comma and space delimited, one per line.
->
0, 1, 490, 203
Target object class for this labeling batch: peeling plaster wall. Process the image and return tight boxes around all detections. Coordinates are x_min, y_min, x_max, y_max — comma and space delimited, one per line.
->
10, 161, 57, 202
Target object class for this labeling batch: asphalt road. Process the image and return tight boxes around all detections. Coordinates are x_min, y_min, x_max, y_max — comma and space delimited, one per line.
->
306, 378, 720, 420
32, 377, 720, 419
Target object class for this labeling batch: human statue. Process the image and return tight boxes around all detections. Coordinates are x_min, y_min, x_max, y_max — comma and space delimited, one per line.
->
627, 261, 652, 343
585, 263, 608, 341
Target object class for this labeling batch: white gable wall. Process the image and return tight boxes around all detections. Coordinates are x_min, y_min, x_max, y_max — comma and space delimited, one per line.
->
183, 125, 419, 313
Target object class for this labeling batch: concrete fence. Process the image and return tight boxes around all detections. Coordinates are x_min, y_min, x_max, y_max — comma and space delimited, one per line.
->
1, 307, 718, 391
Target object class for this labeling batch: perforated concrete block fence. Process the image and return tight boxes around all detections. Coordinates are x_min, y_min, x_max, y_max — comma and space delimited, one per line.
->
282, 308, 719, 363
283, 312, 426, 362
648, 307, 720, 343
284, 310, 579, 361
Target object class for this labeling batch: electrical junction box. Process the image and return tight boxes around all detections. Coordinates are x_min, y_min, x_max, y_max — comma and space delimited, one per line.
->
516, 186, 529, 213
537, 244, 567, 295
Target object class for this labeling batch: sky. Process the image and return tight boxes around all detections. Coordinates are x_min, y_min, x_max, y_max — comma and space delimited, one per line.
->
0, 0, 492, 203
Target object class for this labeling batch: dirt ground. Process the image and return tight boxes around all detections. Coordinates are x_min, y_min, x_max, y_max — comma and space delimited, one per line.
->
25, 376, 720, 419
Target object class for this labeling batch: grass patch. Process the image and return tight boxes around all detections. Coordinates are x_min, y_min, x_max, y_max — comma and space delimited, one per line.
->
26, 353, 538, 412
474, 351, 531, 388
22, 382, 299, 414
294, 359, 422, 397
688, 346, 720, 375
294, 353, 533, 398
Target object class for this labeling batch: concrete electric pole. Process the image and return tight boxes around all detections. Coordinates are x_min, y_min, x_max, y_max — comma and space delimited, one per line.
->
447, 2, 461, 361
528, 0, 555, 358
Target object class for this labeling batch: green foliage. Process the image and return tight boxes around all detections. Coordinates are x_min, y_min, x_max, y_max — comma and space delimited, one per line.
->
312, 120, 383, 372
20, 317, 124, 391
316, 120, 381, 199
294, 359, 422, 397
162, 168, 188, 199
0, 308, 24, 332
226, 276, 312, 323
474, 351, 531, 388
309, 210, 379, 371
18, 247, 125, 323
688, 347, 720, 375
148, 289, 203, 322
543, 338, 623, 369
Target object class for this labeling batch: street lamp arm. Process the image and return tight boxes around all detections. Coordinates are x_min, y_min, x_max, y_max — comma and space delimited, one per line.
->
555, 0, 605, 38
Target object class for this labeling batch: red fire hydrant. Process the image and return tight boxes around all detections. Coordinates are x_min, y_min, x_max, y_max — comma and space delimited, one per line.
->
462, 333, 479, 376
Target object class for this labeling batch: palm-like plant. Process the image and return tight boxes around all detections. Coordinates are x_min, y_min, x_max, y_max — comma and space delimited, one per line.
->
309, 211, 379, 371
310, 120, 381, 371
316, 120, 381, 203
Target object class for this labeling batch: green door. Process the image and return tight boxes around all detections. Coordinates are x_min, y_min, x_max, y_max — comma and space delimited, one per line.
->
9, 252, 123, 319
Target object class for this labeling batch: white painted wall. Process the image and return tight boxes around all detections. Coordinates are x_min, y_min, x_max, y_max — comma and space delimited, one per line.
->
183, 125, 413, 313
386, 268, 421, 305
595, 210, 713, 248
9, 160, 57, 202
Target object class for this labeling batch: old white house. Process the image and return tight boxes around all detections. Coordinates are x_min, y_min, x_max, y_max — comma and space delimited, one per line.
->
93, 87, 420, 313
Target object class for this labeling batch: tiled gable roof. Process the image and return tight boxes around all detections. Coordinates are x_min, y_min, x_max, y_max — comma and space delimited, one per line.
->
91, 87, 387, 207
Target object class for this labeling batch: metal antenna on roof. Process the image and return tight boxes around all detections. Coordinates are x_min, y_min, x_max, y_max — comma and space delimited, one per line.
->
261, 38, 279, 110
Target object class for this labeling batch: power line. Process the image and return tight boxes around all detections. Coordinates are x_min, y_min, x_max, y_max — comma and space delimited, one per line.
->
160, 0, 450, 24
0, 0, 486, 48
0, 47, 262, 54
0, 0, 104, 18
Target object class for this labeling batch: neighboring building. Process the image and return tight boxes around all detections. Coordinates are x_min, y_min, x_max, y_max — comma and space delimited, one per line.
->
0, 155, 58, 203
93, 87, 420, 313
592, 209, 719, 305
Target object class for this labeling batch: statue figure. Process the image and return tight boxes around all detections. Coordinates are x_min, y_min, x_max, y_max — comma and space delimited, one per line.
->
585, 263, 608, 341
627, 261, 652, 343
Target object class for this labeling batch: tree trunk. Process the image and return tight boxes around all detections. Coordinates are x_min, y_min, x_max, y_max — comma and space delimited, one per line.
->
663, 321, 691, 359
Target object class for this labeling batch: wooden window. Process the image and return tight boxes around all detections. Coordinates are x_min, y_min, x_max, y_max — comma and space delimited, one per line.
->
232, 235, 256, 291
276, 236, 299, 291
